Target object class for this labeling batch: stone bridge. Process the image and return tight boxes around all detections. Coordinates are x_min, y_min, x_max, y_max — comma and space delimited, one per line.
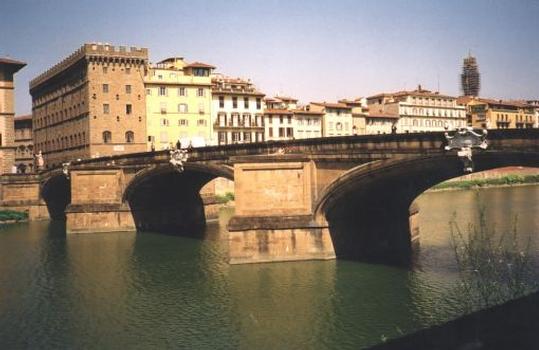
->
1, 129, 538, 265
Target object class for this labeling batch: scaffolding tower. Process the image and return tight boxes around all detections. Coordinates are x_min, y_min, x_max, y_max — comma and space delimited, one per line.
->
461, 55, 480, 97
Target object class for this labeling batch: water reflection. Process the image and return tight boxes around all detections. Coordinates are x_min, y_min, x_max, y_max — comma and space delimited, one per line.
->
0, 186, 537, 349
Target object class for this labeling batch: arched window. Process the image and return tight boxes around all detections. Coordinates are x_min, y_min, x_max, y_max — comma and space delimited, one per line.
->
125, 131, 134, 143
413, 119, 418, 127
103, 131, 112, 144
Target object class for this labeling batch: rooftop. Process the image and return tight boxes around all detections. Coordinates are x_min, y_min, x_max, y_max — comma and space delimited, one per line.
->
264, 109, 293, 115
310, 102, 352, 109
184, 61, 216, 69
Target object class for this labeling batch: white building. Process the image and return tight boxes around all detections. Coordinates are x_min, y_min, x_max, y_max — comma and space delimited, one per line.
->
309, 102, 353, 137
211, 75, 265, 145
366, 86, 467, 133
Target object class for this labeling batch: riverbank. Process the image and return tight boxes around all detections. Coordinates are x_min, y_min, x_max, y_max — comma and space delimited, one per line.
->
0, 210, 28, 224
429, 174, 539, 192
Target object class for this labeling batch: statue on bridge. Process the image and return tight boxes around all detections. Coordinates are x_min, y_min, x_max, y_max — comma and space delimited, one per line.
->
444, 127, 488, 173
169, 148, 189, 172
35, 151, 44, 172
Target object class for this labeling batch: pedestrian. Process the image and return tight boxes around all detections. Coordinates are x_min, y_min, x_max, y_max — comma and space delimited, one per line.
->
176, 139, 182, 150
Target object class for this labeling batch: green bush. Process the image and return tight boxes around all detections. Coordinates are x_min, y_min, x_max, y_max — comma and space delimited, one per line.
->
0, 210, 28, 221
432, 174, 539, 191
214, 192, 235, 204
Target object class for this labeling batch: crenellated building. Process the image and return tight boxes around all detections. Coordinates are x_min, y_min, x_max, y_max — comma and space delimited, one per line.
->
0, 57, 26, 174
14, 115, 34, 173
212, 75, 265, 145
145, 57, 214, 149
30, 43, 148, 168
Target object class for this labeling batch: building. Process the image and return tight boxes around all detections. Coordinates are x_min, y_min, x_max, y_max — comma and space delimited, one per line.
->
340, 98, 367, 135
309, 102, 354, 137
0, 57, 26, 174
14, 115, 33, 173
461, 54, 480, 97
366, 86, 467, 133
264, 108, 294, 141
526, 100, 539, 128
145, 57, 214, 149
212, 75, 265, 145
289, 109, 323, 139
30, 43, 148, 169
467, 98, 535, 129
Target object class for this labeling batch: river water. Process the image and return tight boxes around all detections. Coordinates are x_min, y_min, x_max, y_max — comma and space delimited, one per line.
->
0, 185, 538, 349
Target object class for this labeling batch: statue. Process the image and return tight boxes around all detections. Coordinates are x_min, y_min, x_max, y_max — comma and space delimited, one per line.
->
444, 127, 488, 173
35, 151, 44, 171
169, 148, 189, 172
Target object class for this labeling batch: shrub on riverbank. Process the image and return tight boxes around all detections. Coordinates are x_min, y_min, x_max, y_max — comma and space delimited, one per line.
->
433, 174, 539, 191
0, 210, 28, 222
215, 192, 235, 204
449, 206, 537, 312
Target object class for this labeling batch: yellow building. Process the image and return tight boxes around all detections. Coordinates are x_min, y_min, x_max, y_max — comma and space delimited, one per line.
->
144, 57, 214, 150
467, 98, 535, 129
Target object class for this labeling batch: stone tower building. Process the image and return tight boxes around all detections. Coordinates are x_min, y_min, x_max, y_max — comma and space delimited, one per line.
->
461, 54, 480, 97
30, 43, 148, 168
0, 57, 26, 174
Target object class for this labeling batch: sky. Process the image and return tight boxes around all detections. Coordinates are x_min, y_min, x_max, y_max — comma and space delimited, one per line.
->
1, 0, 538, 115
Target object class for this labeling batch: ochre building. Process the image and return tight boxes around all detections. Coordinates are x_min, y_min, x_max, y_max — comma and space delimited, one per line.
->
0, 57, 26, 174
145, 58, 214, 149
467, 98, 535, 129
14, 114, 34, 173
30, 43, 148, 168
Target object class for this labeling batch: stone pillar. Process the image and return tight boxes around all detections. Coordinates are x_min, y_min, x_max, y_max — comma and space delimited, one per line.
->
227, 155, 335, 264
66, 168, 135, 233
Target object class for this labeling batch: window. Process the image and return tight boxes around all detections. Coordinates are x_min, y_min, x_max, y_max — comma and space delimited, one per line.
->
336, 122, 342, 131
125, 85, 132, 94
102, 84, 109, 93
125, 67, 131, 74
103, 66, 108, 74
125, 131, 134, 143
161, 118, 169, 126
103, 104, 110, 114
198, 103, 205, 114
178, 104, 188, 113
287, 116, 292, 124
232, 132, 240, 142
244, 97, 249, 108
279, 116, 283, 124
179, 119, 188, 126
126, 104, 132, 115
198, 119, 207, 126
146, 88, 151, 95
197, 88, 204, 97
244, 132, 251, 142
158, 86, 167, 96
219, 96, 224, 108
160, 102, 167, 114
102, 131, 112, 144
269, 128, 273, 137
256, 98, 261, 109
170, 73, 176, 79
232, 97, 238, 108
268, 116, 273, 124
286, 128, 293, 137
279, 128, 285, 137
178, 87, 186, 96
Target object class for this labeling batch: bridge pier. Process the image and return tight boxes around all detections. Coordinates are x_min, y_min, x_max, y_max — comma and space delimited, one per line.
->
0, 174, 49, 220
228, 156, 335, 264
66, 168, 135, 233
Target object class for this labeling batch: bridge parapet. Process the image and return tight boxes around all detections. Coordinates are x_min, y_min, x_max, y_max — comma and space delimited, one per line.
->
0, 174, 49, 220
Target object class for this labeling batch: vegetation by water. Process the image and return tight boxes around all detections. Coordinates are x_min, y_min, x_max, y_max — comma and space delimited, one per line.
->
449, 206, 537, 312
433, 174, 539, 191
215, 192, 235, 204
0, 210, 28, 222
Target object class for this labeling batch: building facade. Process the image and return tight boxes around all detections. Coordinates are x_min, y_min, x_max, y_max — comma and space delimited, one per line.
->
145, 58, 214, 149
467, 98, 535, 129
14, 115, 33, 173
309, 102, 353, 137
461, 54, 480, 97
526, 100, 539, 128
366, 86, 467, 133
290, 109, 323, 139
264, 109, 294, 141
212, 75, 265, 145
30, 43, 148, 168
0, 57, 26, 174
340, 98, 367, 135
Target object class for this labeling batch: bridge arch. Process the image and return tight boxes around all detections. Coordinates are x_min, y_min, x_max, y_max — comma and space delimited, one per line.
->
122, 163, 234, 235
41, 170, 71, 221
314, 151, 539, 264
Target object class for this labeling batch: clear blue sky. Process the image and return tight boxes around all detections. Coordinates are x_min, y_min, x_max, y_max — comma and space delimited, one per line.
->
2, 0, 538, 115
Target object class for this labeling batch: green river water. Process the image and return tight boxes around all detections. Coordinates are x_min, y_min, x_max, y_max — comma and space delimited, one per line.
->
0, 185, 538, 349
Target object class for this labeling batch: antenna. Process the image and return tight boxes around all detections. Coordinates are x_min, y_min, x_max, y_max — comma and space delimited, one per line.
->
437, 72, 440, 93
